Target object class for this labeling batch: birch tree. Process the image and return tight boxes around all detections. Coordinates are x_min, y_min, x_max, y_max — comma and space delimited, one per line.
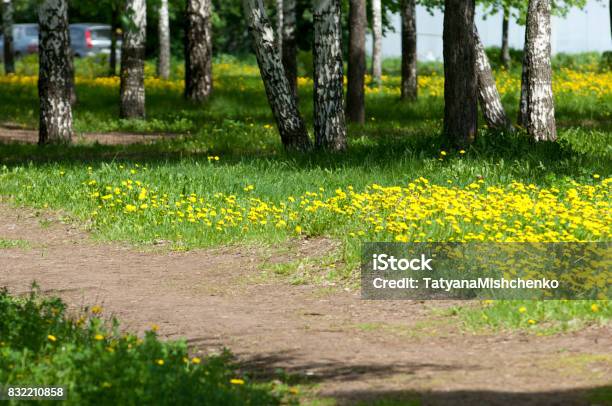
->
38, 0, 73, 144
314, 0, 347, 151
120, 0, 146, 119
2, 0, 15, 74
501, 7, 511, 68
347, 0, 366, 124
282, 0, 297, 96
518, 0, 556, 141
185, 0, 212, 102
401, 0, 417, 101
443, 0, 477, 146
276, 0, 283, 54
474, 25, 510, 130
158, 0, 171, 79
371, 0, 382, 87
243, 0, 311, 151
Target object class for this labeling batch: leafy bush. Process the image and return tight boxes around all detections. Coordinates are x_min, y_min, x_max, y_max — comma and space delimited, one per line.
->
0, 288, 281, 405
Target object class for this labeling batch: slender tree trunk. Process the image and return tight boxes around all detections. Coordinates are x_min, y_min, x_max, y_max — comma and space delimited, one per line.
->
501, 8, 511, 69
282, 0, 297, 96
314, 0, 347, 151
158, 0, 171, 79
443, 0, 477, 147
2, 0, 15, 74
347, 0, 366, 124
371, 0, 382, 87
109, 6, 119, 76
400, 0, 417, 101
120, 0, 146, 119
185, 0, 213, 102
243, 0, 311, 151
519, 0, 556, 141
276, 0, 283, 55
474, 26, 510, 131
38, 0, 73, 144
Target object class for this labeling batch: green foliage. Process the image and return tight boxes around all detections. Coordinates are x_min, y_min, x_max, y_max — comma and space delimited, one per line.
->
452, 300, 610, 334
0, 288, 284, 405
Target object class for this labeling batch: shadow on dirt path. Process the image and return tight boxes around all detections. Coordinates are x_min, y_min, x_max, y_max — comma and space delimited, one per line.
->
0, 203, 610, 405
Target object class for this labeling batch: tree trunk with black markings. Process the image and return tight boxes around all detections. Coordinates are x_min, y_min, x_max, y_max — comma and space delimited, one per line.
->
400, 0, 417, 101
282, 0, 297, 96
443, 0, 477, 147
519, 0, 556, 141
2, 0, 15, 74
371, 0, 382, 87
276, 0, 283, 55
185, 0, 213, 102
38, 0, 73, 144
120, 0, 146, 119
474, 26, 510, 131
347, 0, 366, 124
314, 0, 347, 151
158, 0, 171, 79
243, 0, 311, 151
501, 8, 511, 69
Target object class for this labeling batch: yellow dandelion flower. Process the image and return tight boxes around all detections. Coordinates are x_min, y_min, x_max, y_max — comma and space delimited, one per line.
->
192, 357, 201, 364
47, 334, 57, 342
518, 306, 527, 313
230, 379, 245, 385
94, 334, 105, 341
591, 304, 599, 312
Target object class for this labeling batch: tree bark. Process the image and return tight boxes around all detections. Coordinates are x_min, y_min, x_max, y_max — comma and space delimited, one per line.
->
347, 0, 366, 124
443, 0, 477, 147
282, 0, 297, 96
120, 0, 146, 119
276, 0, 283, 55
243, 0, 311, 151
474, 26, 510, 131
371, 0, 382, 87
400, 0, 417, 101
109, 6, 119, 76
38, 0, 73, 144
314, 0, 347, 151
501, 8, 511, 69
185, 0, 213, 102
2, 0, 15, 74
158, 0, 171, 79
519, 0, 556, 141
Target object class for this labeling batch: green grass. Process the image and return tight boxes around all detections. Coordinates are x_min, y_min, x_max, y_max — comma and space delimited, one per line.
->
451, 300, 610, 335
0, 57, 610, 333
0, 288, 297, 405
0, 239, 30, 249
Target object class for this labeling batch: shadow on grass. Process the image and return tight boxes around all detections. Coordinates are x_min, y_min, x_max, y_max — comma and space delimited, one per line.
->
0, 127, 608, 184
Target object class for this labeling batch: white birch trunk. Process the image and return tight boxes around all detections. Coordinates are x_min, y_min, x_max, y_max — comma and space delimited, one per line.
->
371, 0, 382, 87
520, 0, 556, 141
243, 0, 311, 151
120, 0, 146, 119
474, 26, 510, 131
314, 0, 347, 151
158, 0, 171, 79
185, 0, 213, 102
282, 0, 297, 95
38, 0, 73, 144
276, 0, 283, 55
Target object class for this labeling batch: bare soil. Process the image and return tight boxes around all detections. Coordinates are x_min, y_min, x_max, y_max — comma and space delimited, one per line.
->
1, 203, 610, 405
0, 125, 174, 145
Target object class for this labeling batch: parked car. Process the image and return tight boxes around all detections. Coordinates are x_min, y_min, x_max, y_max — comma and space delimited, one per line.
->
0, 23, 39, 61
69, 23, 120, 59
1, 23, 120, 62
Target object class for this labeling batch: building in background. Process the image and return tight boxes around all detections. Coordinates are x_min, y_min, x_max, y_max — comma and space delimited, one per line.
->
374, 0, 611, 60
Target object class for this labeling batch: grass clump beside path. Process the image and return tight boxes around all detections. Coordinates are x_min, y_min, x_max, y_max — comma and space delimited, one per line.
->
0, 288, 294, 405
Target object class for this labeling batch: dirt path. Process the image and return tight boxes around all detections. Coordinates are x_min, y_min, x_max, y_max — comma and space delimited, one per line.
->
1, 203, 610, 405
0, 125, 175, 145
